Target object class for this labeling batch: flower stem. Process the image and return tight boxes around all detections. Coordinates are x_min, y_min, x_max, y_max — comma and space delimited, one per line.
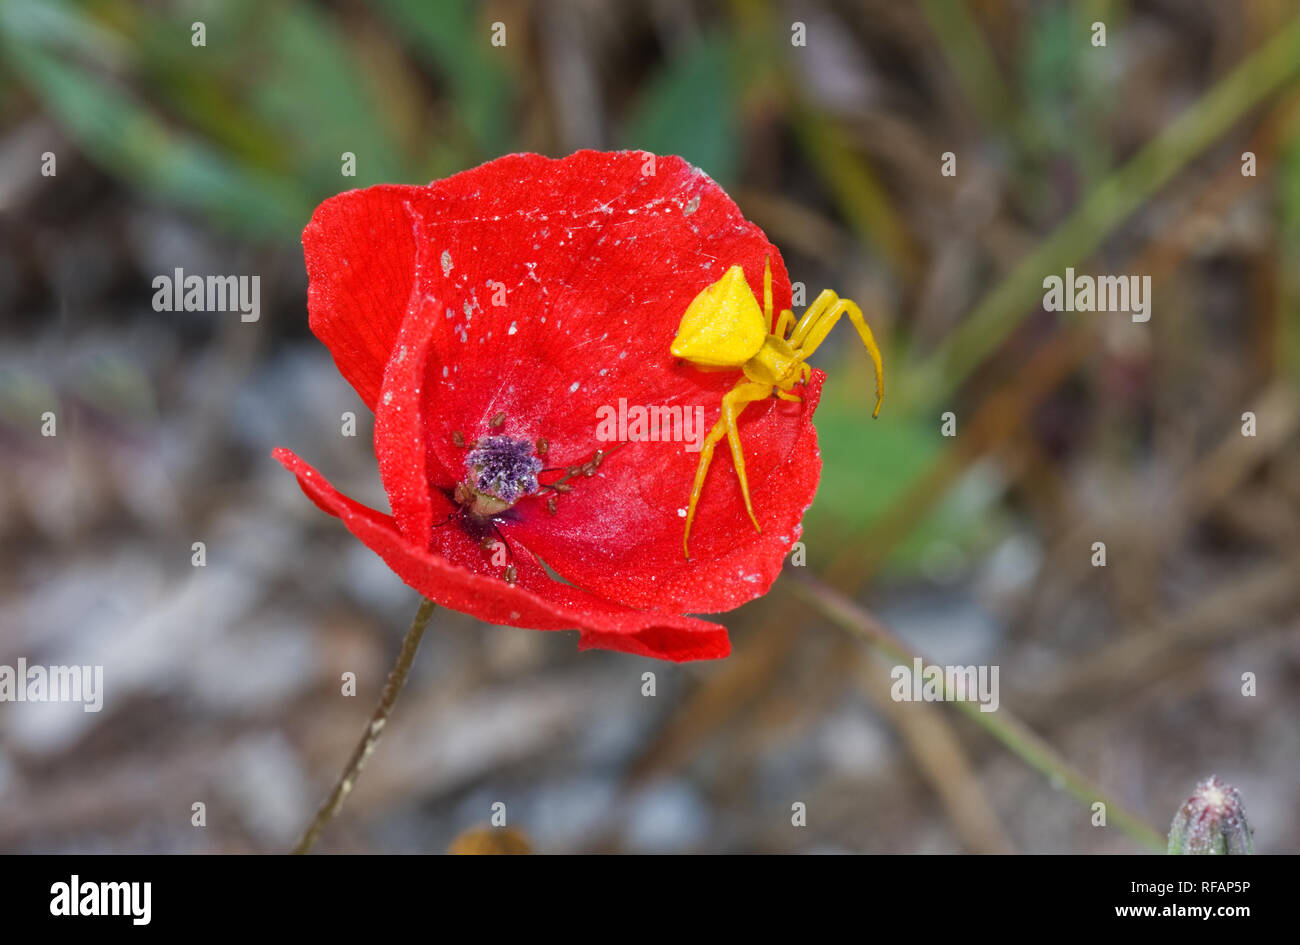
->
788, 573, 1165, 852
292, 596, 438, 854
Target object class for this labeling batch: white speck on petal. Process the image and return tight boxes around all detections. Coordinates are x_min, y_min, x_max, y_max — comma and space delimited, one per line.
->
382, 391, 393, 405
441, 250, 453, 275
569, 381, 580, 393
508, 321, 518, 335
442, 365, 449, 378
677, 508, 686, 518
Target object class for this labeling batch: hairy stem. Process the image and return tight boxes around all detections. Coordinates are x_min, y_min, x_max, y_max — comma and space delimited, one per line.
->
292, 597, 437, 854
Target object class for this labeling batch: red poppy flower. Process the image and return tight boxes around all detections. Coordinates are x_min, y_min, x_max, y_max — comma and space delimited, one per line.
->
273, 150, 825, 661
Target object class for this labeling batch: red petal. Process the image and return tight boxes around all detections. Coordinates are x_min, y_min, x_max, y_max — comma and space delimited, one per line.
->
506, 371, 824, 614
303, 185, 429, 410
272, 447, 730, 662
372, 286, 456, 545
395, 151, 815, 612
303, 152, 793, 411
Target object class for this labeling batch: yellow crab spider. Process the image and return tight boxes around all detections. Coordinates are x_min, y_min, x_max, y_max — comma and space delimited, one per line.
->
670, 257, 884, 559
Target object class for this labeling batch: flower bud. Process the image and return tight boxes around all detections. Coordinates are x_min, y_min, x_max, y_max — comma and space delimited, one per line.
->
1167, 776, 1254, 854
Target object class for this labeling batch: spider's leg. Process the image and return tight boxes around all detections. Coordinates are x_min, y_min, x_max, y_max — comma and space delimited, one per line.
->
682, 380, 772, 558
789, 289, 837, 347
775, 389, 801, 402
719, 381, 772, 531
683, 418, 726, 559
763, 255, 774, 329
794, 298, 885, 418
774, 308, 795, 340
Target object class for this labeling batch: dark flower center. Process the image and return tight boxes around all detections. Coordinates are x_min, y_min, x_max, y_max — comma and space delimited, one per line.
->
455, 435, 542, 518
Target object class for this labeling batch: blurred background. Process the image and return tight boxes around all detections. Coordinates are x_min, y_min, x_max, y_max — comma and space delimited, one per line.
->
1, 0, 1297, 854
